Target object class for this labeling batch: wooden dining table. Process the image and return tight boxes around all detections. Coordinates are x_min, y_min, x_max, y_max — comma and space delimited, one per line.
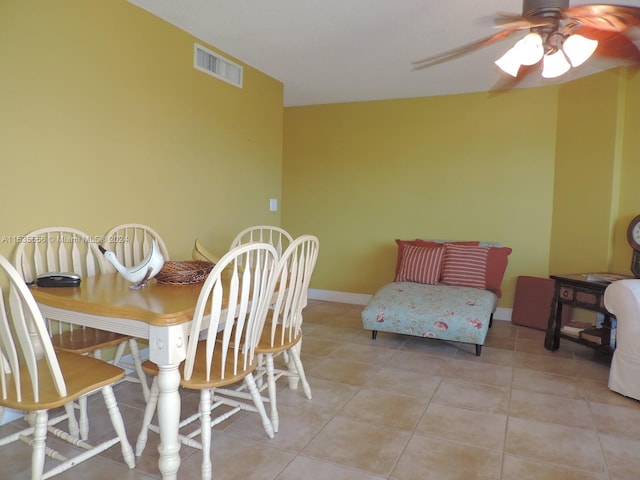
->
31, 272, 208, 480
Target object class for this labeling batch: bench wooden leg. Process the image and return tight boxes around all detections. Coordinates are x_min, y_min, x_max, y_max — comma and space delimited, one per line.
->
475, 344, 482, 356
372, 330, 378, 340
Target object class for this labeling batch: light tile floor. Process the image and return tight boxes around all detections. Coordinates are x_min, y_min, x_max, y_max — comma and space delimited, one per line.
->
2, 300, 639, 479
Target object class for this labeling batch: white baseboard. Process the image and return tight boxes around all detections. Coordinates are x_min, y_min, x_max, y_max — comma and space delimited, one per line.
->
308, 288, 371, 305
493, 307, 512, 321
308, 288, 513, 322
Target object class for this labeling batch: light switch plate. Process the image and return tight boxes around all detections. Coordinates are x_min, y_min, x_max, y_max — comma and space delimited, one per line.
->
269, 198, 278, 212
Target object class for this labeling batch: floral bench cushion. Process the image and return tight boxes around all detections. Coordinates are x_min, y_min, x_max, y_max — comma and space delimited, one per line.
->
361, 282, 498, 345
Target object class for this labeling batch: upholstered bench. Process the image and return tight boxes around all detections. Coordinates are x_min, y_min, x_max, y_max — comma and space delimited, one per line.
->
361, 282, 498, 355
361, 239, 511, 356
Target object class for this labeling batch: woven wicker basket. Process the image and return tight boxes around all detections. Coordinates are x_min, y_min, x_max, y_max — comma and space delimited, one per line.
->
155, 260, 214, 285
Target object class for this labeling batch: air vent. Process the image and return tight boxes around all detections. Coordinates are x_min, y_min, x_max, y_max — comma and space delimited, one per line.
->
194, 43, 243, 88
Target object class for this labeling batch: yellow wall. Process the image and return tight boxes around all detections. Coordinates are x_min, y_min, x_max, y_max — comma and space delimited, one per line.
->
282, 69, 640, 308
612, 70, 640, 273
0, 0, 284, 263
549, 69, 640, 276
282, 88, 561, 306
549, 70, 624, 274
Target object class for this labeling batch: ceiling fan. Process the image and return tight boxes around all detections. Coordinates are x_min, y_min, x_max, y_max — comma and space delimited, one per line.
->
413, 1, 640, 85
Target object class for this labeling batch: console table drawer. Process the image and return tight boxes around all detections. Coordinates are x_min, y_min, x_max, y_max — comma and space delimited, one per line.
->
559, 286, 573, 300
559, 285, 605, 309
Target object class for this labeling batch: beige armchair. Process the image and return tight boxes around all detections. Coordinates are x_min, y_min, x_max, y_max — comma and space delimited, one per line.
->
603, 279, 640, 401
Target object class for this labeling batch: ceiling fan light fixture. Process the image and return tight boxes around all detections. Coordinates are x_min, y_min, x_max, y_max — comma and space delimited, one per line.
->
495, 32, 544, 76
562, 34, 599, 67
542, 49, 571, 78
495, 49, 522, 76
514, 32, 544, 66
413, 2, 640, 87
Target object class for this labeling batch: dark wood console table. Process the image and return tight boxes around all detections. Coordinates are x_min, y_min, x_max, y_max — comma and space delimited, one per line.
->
544, 273, 631, 353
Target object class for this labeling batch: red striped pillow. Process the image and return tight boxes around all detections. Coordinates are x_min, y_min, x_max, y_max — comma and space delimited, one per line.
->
395, 245, 445, 284
441, 244, 490, 289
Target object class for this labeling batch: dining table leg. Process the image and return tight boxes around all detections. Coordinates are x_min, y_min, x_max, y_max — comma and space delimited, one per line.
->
156, 364, 182, 479
149, 324, 188, 480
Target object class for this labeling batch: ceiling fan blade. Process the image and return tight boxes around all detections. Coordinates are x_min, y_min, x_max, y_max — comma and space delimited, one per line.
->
412, 29, 519, 70
577, 26, 640, 62
490, 64, 540, 94
563, 5, 640, 32
494, 13, 557, 30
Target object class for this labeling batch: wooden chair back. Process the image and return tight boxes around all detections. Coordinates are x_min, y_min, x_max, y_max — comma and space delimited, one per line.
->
0, 254, 67, 404
183, 242, 279, 383
229, 226, 293, 258
264, 235, 319, 349
13, 226, 109, 283
13, 227, 109, 336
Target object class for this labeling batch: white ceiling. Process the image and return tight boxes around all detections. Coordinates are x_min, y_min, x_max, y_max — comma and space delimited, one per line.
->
127, 0, 640, 106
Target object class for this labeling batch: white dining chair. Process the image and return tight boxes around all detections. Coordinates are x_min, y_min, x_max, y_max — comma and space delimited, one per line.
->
229, 225, 293, 258
101, 223, 172, 399
219, 235, 320, 433
13, 227, 149, 439
0, 254, 135, 479
135, 242, 279, 480
252, 234, 319, 432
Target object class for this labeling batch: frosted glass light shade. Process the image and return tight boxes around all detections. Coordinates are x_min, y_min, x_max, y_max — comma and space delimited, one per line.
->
563, 34, 598, 67
495, 48, 522, 77
495, 32, 544, 76
515, 33, 544, 66
542, 50, 571, 78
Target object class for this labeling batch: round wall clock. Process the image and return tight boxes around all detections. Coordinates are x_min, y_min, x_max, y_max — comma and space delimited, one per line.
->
627, 215, 640, 251
627, 215, 640, 277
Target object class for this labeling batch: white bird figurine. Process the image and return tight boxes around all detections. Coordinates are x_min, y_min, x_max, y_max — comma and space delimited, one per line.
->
99, 239, 165, 289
